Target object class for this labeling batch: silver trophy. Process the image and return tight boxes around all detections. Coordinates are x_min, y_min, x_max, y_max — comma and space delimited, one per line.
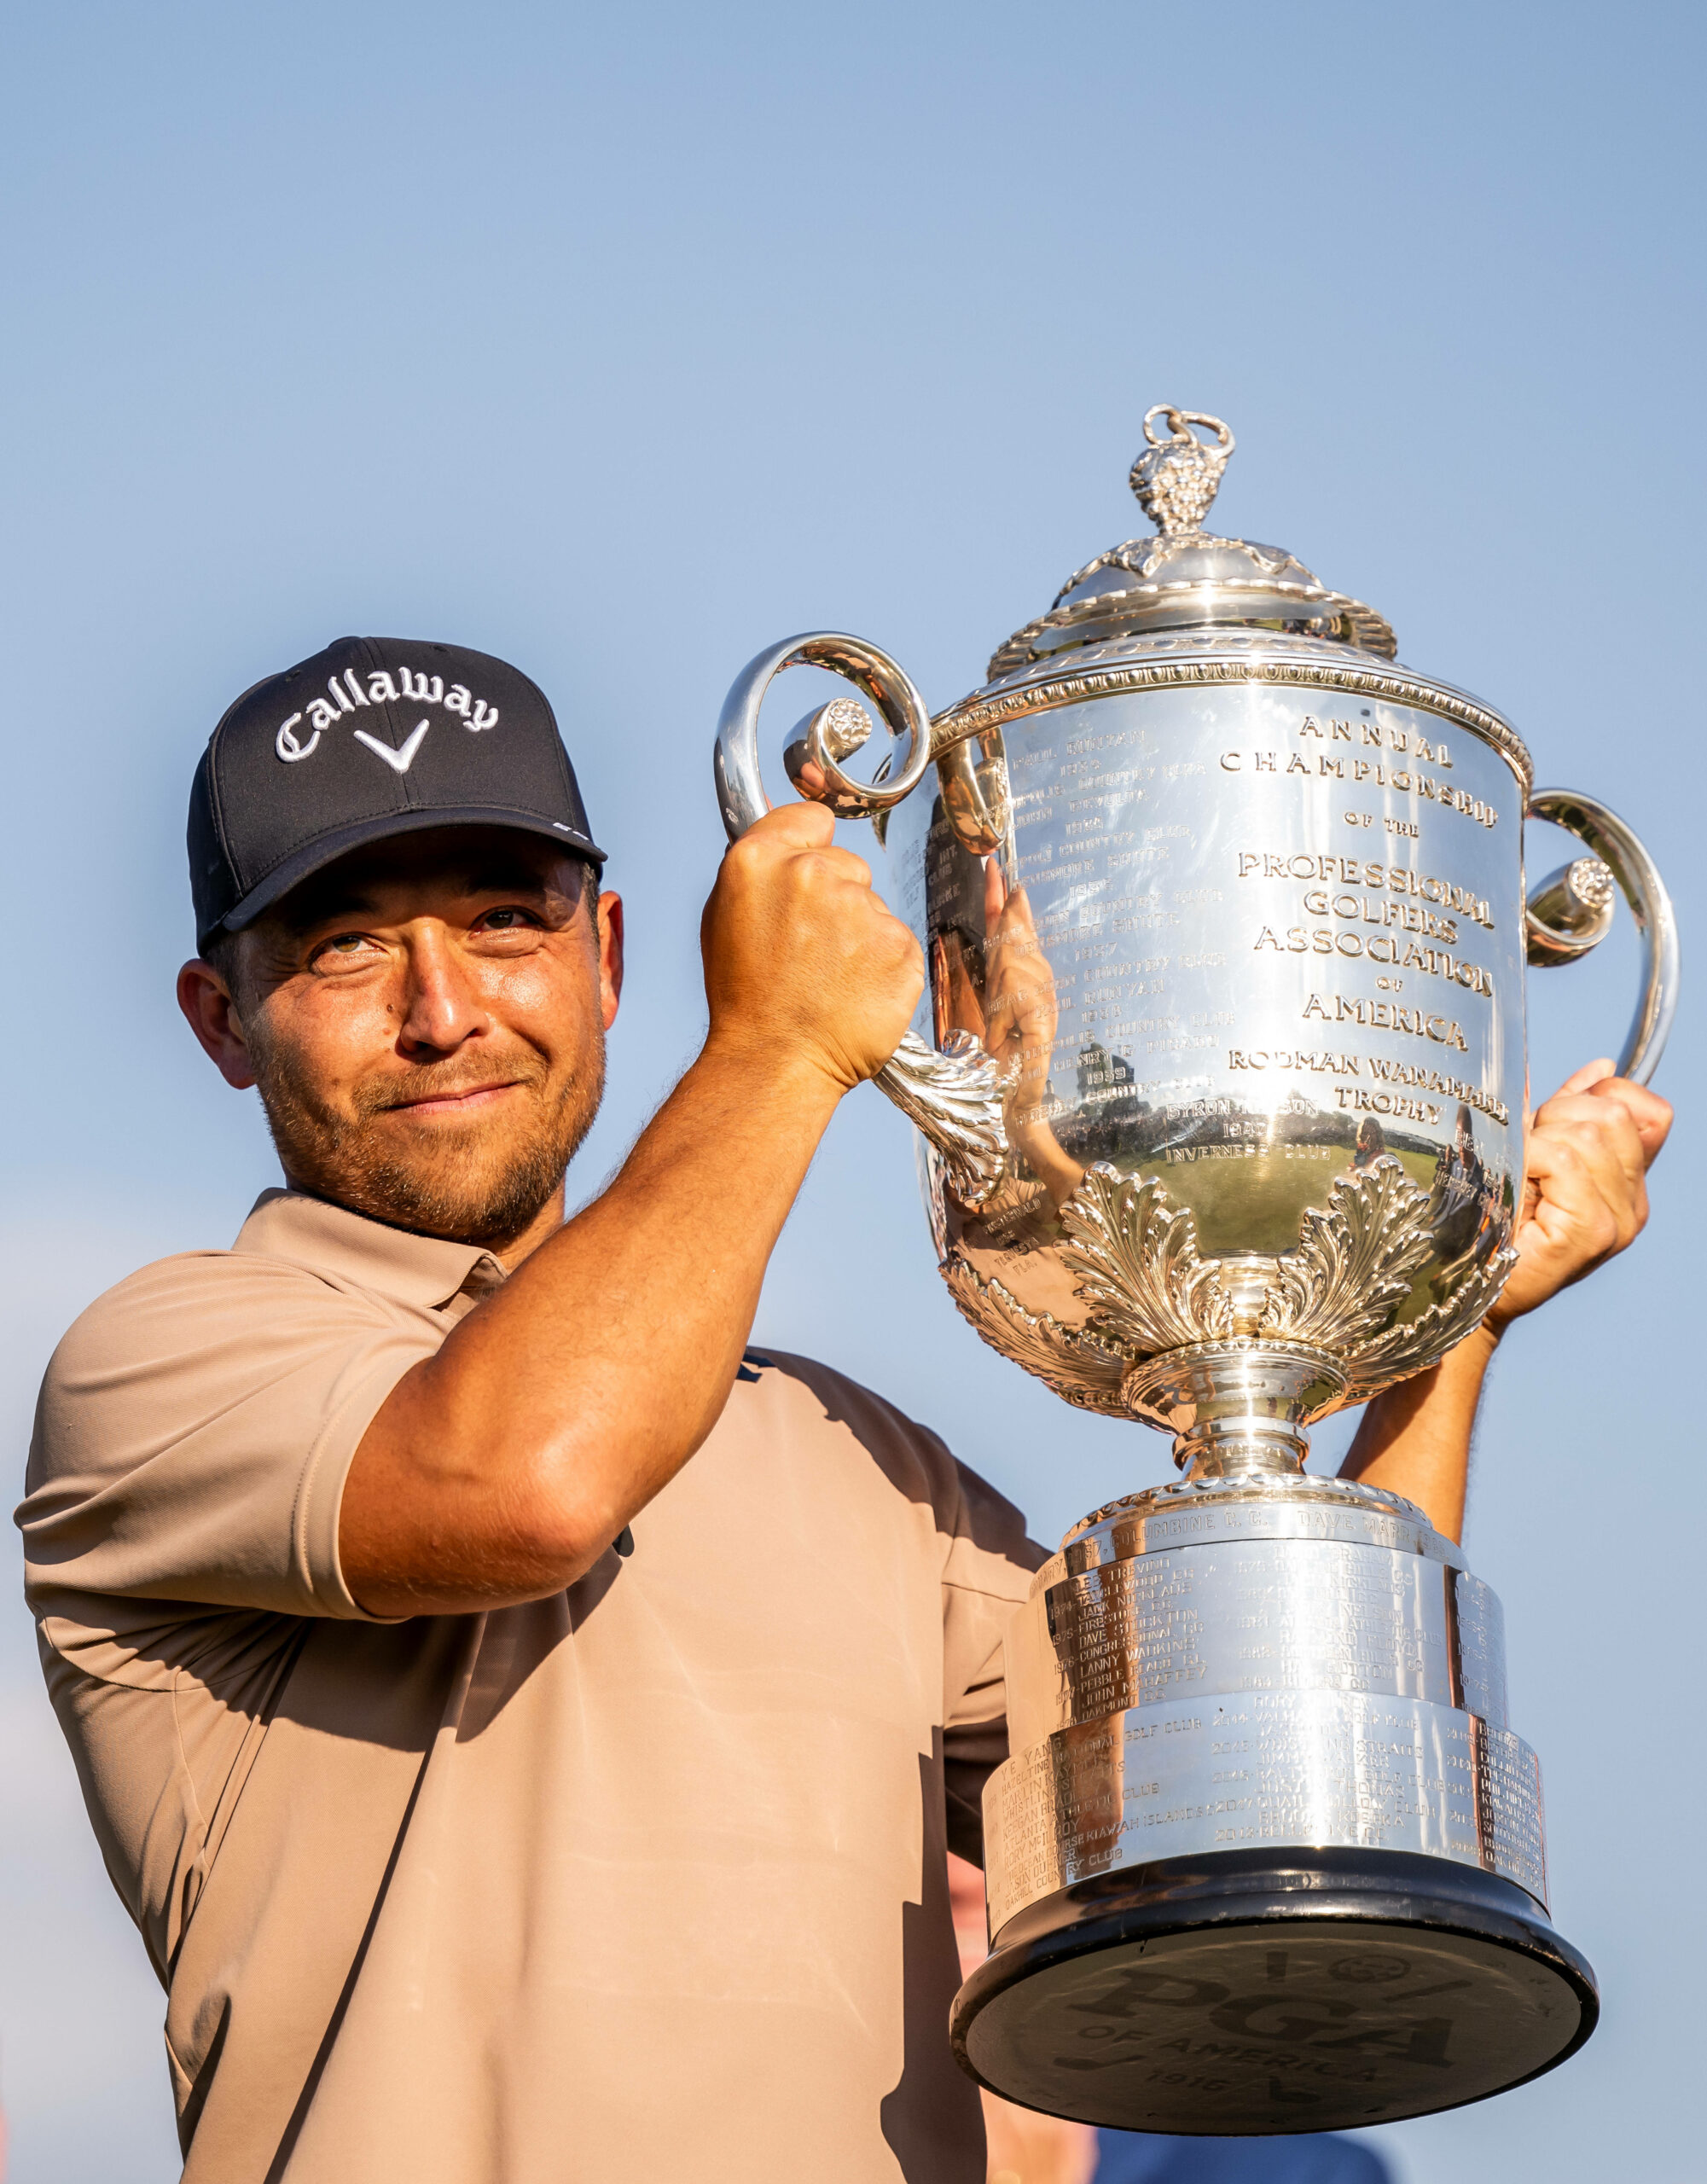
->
713, 408, 1677, 2135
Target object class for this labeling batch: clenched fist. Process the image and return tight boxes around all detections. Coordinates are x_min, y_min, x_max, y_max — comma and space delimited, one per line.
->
701, 804, 924, 1096
1489, 1060, 1673, 1327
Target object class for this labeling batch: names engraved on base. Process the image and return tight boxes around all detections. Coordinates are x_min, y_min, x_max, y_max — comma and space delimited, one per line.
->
984, 1691, 1547, 1937
1007, 1539, 1508, 1751
1473, 1717, 1546, 1891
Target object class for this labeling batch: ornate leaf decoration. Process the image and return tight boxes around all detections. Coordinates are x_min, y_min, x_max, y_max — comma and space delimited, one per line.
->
1055, 1165, 1234, 1354
943, 1259, 1130, 1415
1344, 1245, 1517, 1395
1259, 1156, 1437, 1355
880, 1030, 1008, 1210
942, 1156, 1513, 1418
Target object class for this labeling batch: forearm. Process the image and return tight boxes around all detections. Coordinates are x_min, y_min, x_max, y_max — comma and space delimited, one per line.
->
1338, 1321, 1500, 1543
342, 1033, 841, 1612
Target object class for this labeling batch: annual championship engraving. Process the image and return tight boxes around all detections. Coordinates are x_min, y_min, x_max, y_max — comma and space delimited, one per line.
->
713, 406, 1676, 2132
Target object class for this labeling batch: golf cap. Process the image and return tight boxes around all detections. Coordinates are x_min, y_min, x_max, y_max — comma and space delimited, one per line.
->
188, 636, 605, 951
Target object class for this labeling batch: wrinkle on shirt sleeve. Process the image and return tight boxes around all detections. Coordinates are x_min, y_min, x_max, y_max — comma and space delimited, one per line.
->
18, 1249, 439, 1621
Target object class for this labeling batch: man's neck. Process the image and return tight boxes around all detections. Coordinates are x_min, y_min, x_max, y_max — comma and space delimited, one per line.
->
492, 1190, 569, 1269
276, 1172, 568, 1270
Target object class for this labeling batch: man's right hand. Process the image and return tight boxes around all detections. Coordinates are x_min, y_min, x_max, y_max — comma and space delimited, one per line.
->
701, 803, 924, 1095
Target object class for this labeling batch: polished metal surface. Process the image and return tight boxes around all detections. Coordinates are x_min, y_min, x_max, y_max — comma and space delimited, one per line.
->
714, 629, 1009, 1202
1044, 1472, 1470, 1583
864, 1028, 1007, 1209
1525, 787, 1679, 1085
1130, 405, 1235, 531
987, 409, 1399, 674
933, 630, 1532, 792
874, 414, 1671, 1465
1004, 1534, 1507, 1752
1525, 855, 1616, 961
987, 1472, 1530, 1938
895, 671, 1530, 1461
715, 630, 934, 834
710, 402, 1672, 2128
987, 1688, 1545, 1935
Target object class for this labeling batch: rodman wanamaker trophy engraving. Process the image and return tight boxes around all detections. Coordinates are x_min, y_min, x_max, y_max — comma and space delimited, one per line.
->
712, 408, 1678, 2134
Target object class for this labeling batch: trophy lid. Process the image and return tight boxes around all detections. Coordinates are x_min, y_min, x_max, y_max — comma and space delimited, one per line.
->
985, 405, 1397, 680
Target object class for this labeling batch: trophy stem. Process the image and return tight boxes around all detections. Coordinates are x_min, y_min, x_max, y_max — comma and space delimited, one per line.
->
1176, 1414, 1310, 1481
1121, 1342, 1347, 1484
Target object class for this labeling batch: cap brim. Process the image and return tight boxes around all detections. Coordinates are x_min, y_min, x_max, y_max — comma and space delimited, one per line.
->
202, 805, 608, 950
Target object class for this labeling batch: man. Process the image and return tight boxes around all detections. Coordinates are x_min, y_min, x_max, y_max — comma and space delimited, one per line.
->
18, 636, 1669, 2184
1430, 1100, 1494, 1265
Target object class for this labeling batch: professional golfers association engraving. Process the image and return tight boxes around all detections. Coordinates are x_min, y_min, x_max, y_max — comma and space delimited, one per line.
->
713, 406, 1678, 2134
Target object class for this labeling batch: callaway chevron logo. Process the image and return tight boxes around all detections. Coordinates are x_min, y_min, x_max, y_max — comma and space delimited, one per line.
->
352, 719, 433, 774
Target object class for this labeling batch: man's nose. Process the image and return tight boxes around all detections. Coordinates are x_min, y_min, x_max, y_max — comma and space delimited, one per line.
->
397, 927, 488, 1056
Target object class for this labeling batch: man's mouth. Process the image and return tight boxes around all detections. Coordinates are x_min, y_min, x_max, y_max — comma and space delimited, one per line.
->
380, 1080, 525, 1118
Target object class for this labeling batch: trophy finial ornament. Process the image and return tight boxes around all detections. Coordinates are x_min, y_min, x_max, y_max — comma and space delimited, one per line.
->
1128, 404, 1234, 534
986, 399, 1401, 671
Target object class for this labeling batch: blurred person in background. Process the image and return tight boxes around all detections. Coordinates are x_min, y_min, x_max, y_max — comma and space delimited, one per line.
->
949, 1858, 1388, 2184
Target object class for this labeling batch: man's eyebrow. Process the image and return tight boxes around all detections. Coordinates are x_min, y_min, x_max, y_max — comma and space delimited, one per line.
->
460, 863, 560, 896
270, 858, 574, 941
280, 886, 381, 934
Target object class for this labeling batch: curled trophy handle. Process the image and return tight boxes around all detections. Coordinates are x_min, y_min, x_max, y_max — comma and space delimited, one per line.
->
714, 632, 1010, 1204
1524, 787, 1679, 1086
714, 630, 934, 840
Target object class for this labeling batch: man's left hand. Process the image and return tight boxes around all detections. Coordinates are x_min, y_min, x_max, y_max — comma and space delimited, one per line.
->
1489, 1060, 1672, 1327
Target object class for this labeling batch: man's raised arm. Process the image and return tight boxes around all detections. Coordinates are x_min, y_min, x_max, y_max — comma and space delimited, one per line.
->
339, 804, 920, 1616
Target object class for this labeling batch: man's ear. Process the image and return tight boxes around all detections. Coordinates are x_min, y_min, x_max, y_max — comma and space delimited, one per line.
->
177, 960, 258, 1089
596, 892, 624, 1031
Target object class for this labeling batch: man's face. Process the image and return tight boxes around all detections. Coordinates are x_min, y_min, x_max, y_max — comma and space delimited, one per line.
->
179, 827, 623, 1255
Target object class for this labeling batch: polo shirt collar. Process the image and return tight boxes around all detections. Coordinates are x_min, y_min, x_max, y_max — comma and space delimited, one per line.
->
234, 1188, 508, 1312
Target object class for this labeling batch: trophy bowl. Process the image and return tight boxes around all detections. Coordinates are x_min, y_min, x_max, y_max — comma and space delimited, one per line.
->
713, 406, 1677, 2132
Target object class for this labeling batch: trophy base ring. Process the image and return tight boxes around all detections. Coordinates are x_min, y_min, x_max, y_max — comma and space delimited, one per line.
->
951, 1847, 1597, 2135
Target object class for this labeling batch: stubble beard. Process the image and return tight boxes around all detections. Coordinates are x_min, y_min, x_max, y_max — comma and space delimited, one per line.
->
248, 1024, 607, 1252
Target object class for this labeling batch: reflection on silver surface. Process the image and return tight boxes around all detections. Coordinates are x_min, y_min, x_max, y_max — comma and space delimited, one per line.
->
1525, 787, 1678, 1084
1003, 1535, 1506, 1751
1044, 1470, 1469, 1580
715, 629, 935, 834
986, 1470, 1536, 1936
985, 1688, 1547, 1936
1524, 855, 1616, 962
893, 673, 1529, 1456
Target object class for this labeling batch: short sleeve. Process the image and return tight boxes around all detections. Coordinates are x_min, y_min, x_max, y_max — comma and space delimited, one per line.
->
939, 1459, 1048, 1867
17, 1249, 442, 1622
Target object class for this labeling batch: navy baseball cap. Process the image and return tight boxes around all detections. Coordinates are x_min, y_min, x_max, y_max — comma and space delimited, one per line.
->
188, 636, 605, 952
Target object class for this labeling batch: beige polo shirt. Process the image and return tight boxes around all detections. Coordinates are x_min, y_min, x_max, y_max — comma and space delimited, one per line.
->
18, 1188, 1042, 2184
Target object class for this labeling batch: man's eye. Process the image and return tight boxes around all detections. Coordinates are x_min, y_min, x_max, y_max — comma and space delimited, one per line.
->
480, 908, 536, 932
313, 932, 378, 966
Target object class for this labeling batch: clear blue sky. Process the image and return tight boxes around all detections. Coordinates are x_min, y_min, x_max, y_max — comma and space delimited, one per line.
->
2, 5, 1701, 2180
